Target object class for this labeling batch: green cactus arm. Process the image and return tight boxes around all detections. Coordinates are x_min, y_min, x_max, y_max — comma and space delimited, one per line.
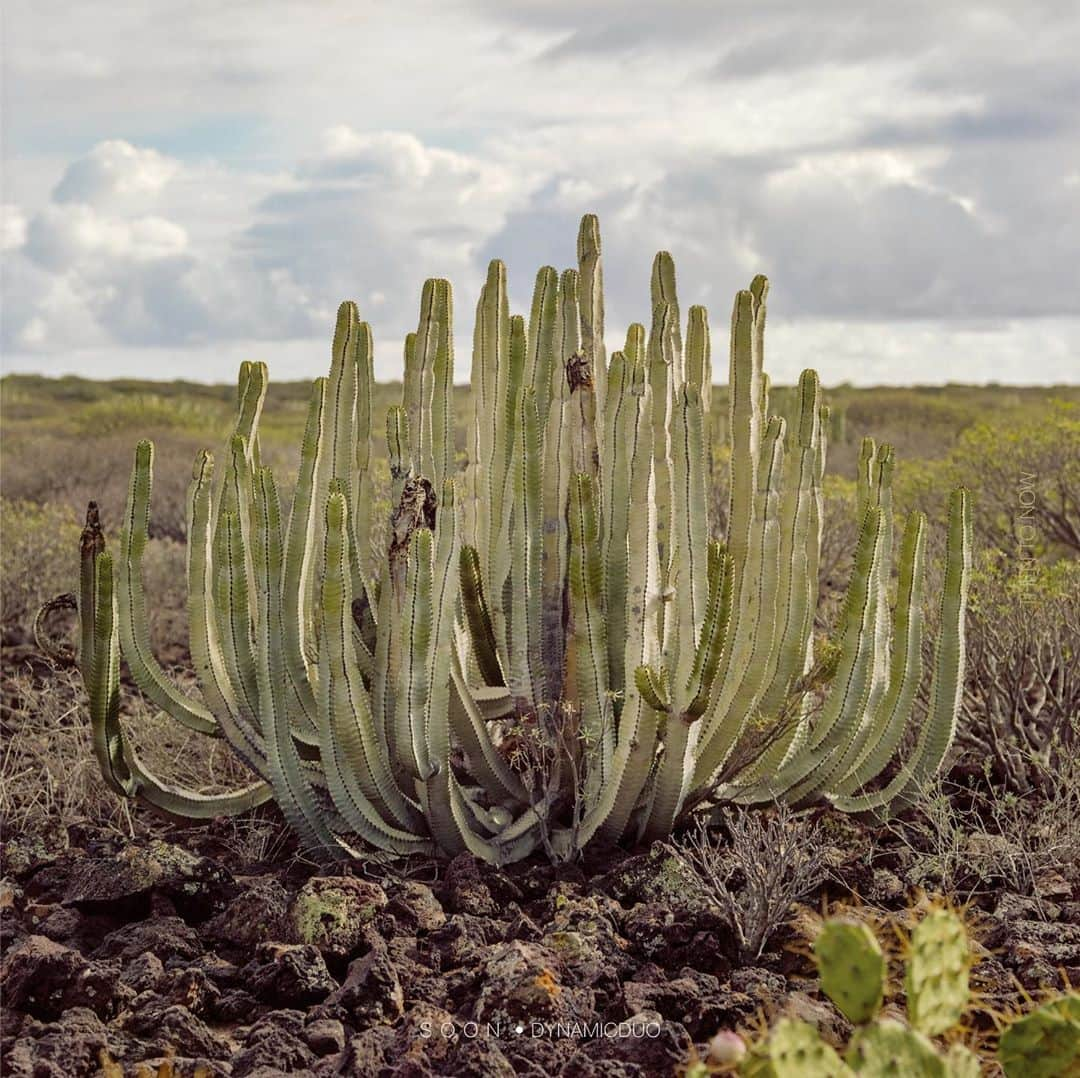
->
647, 299, 678, 616
577, 213, 606, 408
508, 385, 546, 710
651, 250, 683, 363
601, 345, 647, 697
855, 436, 876, 520
692, 417, 787, 786
281, 377, 328, 723
526, 266, 560, 430
87, 551, 139, 797
685, 546, 733, 718
829, 511, 927, 797
88, 550, 271, 817
415, 478, 471, 853
540, 271, 582, 681
317, 491, 430, 853
400, 526, 436, 780
755, 370, 822, 723
732, 504, 886, 804
589, 392, 664, 844
387, 404, 413, 501
686, 305, 711, 449
634, 665, 670, 713
211, 360, 267, 535
213, 511, 260, 725
488, 313, 528, 637
669, 381, 710, 691
726, 286, 764, 609
251, 466, 348, 860
408, 279, 453, 491
117, 441, 219, 735
351, 319, 375, 562
448, 639, 528, 804
484, 262, 514, 591
837, 490, 972, 816
186, 452, 269, 777
445, 769, 541, 866
566, 473, 612, 797
459, 544, 506, 687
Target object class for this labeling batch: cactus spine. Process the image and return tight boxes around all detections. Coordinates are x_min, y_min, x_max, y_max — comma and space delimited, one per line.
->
75, 215, 971, 863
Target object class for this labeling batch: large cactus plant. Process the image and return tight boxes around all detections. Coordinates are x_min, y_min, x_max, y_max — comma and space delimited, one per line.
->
75, 215, 971, 864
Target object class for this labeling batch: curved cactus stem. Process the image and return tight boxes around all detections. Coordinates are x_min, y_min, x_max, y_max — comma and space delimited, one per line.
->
507, 384, 546, 710
317, 491, 430, 853
251, 466, 350, 860
459, 545, 506, 687
832, 489, 972, 816
117, 441, 219, 736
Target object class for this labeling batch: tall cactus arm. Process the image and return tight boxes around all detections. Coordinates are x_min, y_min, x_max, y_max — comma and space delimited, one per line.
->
651, 251, 683, 364
489, 314, 529, 634
830, 511, 927, 796
408, 279, 454, 491
351, 319, 375, 566
186, 452, 269, 777
88, 551, 139, 798
647, 300, 679, 612
686, 305, 712, 451
692, 416, 786, 786
508, 386, 546, 710
400, 526, 437, 780
685, 547, 734, 719
540, 270, 582, 681
251, 466, 347, 860
601, 338, 647, 696
527, 266, 560, 430
387, 405, 413, 502
738, 505, 887, 805
566, 473, 613, 802
726, 285, 766, 605
483, 262, 514, 587
755, 370, 823, 723
833, 489, 972, 815
459, 545, 506, 687
317, 491, 430, 852
213, 511, 260, 726
282, 378, 328, 718
87, 551, 270, 817
211, 360, 267, 535
415, 478, 468, 852
117, 441, 218, 736
577, 213, 606, 409
669, 381, 710, 690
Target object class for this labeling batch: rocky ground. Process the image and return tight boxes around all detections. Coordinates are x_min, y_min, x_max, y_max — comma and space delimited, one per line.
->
2, 812, 1079, 1078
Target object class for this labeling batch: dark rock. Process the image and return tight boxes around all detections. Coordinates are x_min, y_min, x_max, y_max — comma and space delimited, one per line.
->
243, 943, 338, 1006
472, 940, 596, 1032
331, 1027, 396, 1075
730, 966, 787, 1003
62, 839, 234, 921
387, 880, 447, 933
95, 914, 203, 963
569, 1009, 692, 1076
3, 1007, 109, 1078
287, 876, 388, 959
203, 875, 289, 949
119, 952, 165, 994
427, 912, 498, 969
232, 1011, 315, 1077
304, 1017, 346, 1056
1, 816, 69, 878
320, 938, 403, 1026
119, 998, 232, 1060
443, 853, 497, 916
1, 934, 118, 1019
212, 987, 262, 1023
595, 842, 709, 910
36, 905, 84, 943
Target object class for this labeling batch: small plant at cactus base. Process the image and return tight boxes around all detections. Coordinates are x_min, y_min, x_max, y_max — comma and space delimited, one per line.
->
686, 907, 1079, 1078
65, 213, 973, 865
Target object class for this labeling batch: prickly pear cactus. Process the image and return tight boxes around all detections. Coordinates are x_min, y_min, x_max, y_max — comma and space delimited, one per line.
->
944, 1042, 982, 1078
905, 909, 970, 1036
739, 1019, 853, 1078
815, 920, 886, 1024
845, 1019, 946, 1077
998, 993, 1080, 1078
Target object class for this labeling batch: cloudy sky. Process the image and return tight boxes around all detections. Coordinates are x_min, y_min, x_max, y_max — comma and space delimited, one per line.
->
3, 1, 1078, 385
